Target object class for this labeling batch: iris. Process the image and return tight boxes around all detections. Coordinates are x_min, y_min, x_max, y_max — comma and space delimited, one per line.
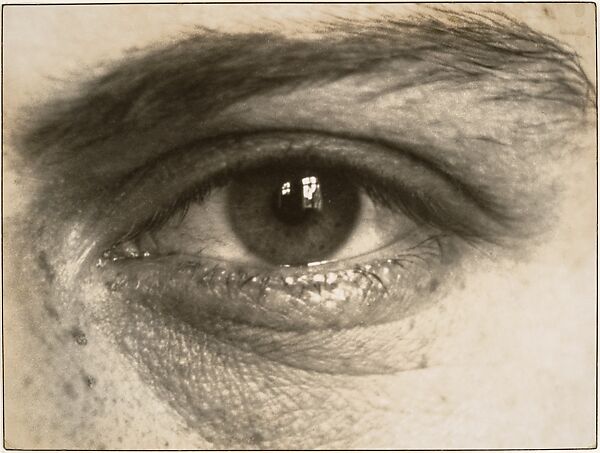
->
227, 169, 359, 265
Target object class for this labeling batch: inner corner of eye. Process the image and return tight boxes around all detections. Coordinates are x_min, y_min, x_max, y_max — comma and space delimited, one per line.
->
102, 162, 438, 269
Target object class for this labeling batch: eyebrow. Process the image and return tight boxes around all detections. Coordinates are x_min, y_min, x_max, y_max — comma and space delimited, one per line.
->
19, 9, 595, 169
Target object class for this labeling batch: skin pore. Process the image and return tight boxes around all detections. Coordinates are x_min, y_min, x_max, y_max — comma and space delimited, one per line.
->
3, 4, 597, 449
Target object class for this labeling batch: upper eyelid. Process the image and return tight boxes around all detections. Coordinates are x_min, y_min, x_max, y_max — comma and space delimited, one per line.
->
143, 127, 509, 220
92, 130, 515, 251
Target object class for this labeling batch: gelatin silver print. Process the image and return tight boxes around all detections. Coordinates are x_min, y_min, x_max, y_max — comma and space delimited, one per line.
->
3, 2, 597, 449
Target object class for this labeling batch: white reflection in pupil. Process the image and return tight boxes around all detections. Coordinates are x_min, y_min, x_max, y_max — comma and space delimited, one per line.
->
274, 174, 323, 225
300, 176, 322, 208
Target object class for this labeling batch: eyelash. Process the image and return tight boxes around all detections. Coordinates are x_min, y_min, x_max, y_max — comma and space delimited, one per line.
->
92, 130, 502, 330
107, 144, 499, 259
101, 231, 451, 331
117, 161, 425, 244
89, 130, 509, 255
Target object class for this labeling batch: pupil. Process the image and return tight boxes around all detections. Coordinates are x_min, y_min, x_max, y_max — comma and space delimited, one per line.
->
273, 175, 322, 225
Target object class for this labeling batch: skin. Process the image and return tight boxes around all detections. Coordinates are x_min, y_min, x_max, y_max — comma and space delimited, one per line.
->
3, 3, 597, 449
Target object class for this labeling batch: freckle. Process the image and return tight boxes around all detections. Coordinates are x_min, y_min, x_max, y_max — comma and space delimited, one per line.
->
23, 376, 33, 388
250, 431, 264, 443
37, 251, 55, 282
43, 302, 60, 320
417, 355, 428, 369
428, 278, 439, 293
63, 382, 78, 400
71, 327, 88, 346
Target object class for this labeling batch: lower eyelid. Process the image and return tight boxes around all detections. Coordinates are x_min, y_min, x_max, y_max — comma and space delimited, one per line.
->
100, 233, 459, 332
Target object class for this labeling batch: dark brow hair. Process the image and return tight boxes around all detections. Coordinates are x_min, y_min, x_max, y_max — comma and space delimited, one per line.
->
19, 8, 595, 162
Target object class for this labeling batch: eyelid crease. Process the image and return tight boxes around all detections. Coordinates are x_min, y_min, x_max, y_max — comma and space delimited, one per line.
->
98, 129, 517, 256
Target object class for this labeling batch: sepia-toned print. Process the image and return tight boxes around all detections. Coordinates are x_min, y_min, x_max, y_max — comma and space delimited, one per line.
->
3, 3, 597, 449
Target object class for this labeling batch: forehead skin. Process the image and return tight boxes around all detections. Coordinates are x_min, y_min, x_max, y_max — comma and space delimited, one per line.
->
3, 3, 597, 449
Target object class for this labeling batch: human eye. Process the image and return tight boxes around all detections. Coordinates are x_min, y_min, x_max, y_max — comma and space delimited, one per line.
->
8, 5, 595, 449
98, 131, 506, 332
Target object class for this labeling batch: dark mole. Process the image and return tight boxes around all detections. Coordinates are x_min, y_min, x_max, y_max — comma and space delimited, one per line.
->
71, 327, 88, 346
84, 375, 96, 389
37, 251, 55, 283
63, 382, 78, 400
